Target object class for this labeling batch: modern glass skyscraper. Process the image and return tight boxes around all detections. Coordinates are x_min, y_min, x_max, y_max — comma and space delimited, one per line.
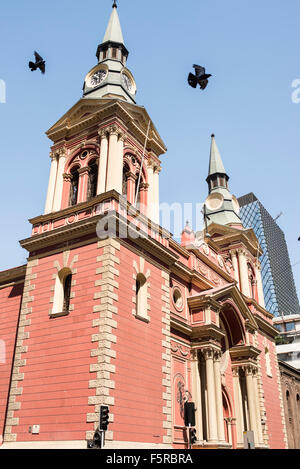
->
238, 193, 300, 317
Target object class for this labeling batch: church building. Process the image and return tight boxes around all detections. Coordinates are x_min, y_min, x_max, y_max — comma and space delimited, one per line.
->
0, 4, 288, 449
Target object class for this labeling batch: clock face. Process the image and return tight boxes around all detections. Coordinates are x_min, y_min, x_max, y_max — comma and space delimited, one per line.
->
122, 73, 132, 92
89, 69, 107, 87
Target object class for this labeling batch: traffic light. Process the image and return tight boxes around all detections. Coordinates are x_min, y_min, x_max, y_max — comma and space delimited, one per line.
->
184, 402, 195, 427
100, 405, 109, 431
189, 427, 197, 445
93, 428, 102, 447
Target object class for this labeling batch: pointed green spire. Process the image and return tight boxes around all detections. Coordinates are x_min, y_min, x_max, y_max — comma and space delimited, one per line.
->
103, 2, 124, 44
204, 134, 242, 228
208, 134, 226, 177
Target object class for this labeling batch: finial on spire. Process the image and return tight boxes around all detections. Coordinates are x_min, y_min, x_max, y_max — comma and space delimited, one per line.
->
112, 0, 117, 8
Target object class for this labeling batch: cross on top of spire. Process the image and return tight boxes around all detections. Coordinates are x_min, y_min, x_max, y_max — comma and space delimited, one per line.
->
112, 0, 118, 8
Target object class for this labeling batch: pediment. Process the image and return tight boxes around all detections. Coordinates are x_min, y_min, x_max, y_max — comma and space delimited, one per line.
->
207, 222, 262, 256
46, 98, 167, 156
190, 283, 258, 330
210, 283, 258, 330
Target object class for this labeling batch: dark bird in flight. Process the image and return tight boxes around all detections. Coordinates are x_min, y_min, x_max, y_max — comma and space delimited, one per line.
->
28, 51, 46, 74
188, 65, 212, 90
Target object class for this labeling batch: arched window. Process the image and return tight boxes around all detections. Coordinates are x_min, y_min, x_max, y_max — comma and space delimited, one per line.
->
63, 273, 72, 313
51, 268, 73, 317
69, 167, 79, 206
134, 175, 141, 205
122, 164, 130, 198
265, 346, 272, 377
136, 273, 148, 320
248, 263, 258, 301
87, 161, 98, 200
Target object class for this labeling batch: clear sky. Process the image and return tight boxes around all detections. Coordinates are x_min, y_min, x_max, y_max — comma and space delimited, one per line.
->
0, 0, 299, 300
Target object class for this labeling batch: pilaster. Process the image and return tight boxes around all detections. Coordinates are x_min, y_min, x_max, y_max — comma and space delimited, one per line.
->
161, 270, 172, 445
86, 238, 120, 442
3, 259, 38, 443
97, 129, 109, 195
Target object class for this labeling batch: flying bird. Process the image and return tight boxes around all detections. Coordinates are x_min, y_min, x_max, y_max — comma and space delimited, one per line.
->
28, 51, 46, 74
188, 64, 212, 90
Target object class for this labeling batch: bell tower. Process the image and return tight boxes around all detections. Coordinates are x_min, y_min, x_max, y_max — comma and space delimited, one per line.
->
43, 3, 166, 225
83, 2, 137, 104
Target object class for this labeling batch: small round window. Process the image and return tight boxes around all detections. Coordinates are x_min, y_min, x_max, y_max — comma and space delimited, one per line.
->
80, 150, 89, 160
173, 287, 183, 311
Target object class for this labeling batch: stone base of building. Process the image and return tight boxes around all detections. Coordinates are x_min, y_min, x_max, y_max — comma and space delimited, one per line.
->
0, 440, 173, 450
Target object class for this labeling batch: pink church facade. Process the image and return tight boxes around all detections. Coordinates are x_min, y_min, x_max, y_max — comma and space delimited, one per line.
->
0, 5, 287, 450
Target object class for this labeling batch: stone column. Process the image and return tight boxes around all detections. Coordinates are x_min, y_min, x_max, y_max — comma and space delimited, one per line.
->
61, 173, 72, 210
232, 367, 245, 447
52, 150, 67, 212
203, 348, 218, 443
255, 263, 265, 308
147, 161, 154, 220
117, 133, 125, 194
139, 182, 148, 216
152, 166, 160, 225
106, 126, 123, 194
237, 249, 251, 297
77, 167, 90, 204
214, 350, 226, 443
230, 250, 240, 289
126, 172, 136, 204
245, 365, 259, 446
252, 368, 264, 446
97, 129, 108, 195
191, 350, 203, 442
44, 152, 58, 214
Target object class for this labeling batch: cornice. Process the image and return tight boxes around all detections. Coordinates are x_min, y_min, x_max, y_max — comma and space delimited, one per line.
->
171, 261, 215, 291
28, 190, 170, 241
170, 317, 192, 337
21, 210, 179, 269
245, 297, 274, 319
0, 265, 26, 285
46, 99, 167, 158
253, 313, 279, 339
206, 223, 262, 257
229, 344, 261, 362
188, 247, 234, 284
187, 295, 221, 312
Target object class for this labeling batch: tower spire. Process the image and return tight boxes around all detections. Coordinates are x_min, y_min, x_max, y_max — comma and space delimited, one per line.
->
208, 134, 227, 178
83, 2, 136, 103
103, 2, 124, 44
203, 134, 242, 228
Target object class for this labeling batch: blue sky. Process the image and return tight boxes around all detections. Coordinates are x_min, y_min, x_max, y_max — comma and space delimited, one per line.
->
0, 0, 299, 300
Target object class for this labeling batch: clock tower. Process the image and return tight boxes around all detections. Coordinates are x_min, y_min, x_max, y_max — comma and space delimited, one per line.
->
83, 2, 137, 103
43, 2, 166, 224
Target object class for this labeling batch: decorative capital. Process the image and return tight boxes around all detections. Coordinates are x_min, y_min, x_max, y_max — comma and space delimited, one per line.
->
140, 182, 149, 191
78, 166, 90, 175
98, 128, 108, 140
63, 173, 72, 182
118, 132, 126, 142
58, 147, 67, 158
201, 347, 215, 361
108, 124, 119, 137
214, 349, 222, 362
243, 364, 257, 376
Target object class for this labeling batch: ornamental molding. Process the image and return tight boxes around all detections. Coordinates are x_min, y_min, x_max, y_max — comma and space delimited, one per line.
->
171, 342, 190, 357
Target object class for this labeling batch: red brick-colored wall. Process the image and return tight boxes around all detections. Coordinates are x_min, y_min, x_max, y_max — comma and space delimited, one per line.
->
0, 282, 24, 444
256, 333, 286, 449
7, 242, 101, 443
111, 244, 168, 444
